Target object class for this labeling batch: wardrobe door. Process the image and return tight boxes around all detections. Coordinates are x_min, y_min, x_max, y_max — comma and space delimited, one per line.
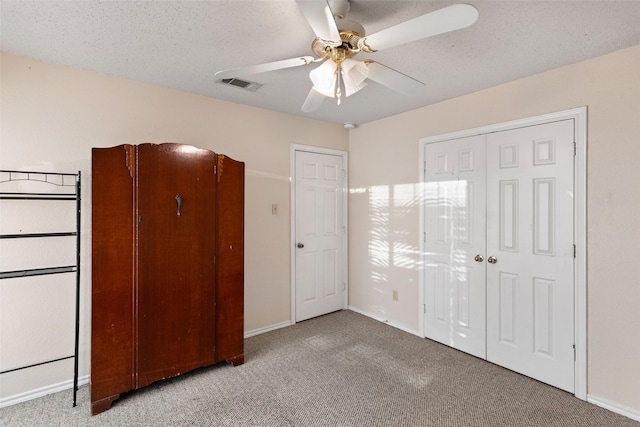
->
214, 155, 245, 364
136, 143, 217, 388
91, 145, 136, 414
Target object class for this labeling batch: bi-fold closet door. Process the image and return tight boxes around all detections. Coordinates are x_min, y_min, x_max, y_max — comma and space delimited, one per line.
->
423, 119, 575, 392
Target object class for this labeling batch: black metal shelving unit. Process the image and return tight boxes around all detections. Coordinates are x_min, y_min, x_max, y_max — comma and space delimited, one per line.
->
0, 170, 81, 407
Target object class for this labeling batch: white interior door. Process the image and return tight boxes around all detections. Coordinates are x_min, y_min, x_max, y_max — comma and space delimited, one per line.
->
486, 120, 575, 392
295, 150, 345, 322
423, 135, 487, 358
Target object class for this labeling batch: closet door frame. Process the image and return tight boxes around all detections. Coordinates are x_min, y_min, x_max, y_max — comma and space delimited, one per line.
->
418, 107, 587, 400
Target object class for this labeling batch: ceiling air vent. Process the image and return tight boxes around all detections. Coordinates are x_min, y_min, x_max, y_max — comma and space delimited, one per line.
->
218, 78, 263, 92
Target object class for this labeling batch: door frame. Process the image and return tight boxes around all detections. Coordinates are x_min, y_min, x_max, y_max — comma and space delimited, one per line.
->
418, 107, 587, 400
290, 144, 349, 323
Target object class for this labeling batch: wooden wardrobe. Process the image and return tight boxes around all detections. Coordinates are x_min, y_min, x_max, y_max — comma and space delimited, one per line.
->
91, 143, 244, 415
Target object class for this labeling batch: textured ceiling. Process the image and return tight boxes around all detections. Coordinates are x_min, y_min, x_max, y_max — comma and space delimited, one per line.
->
1, 1, 639, 126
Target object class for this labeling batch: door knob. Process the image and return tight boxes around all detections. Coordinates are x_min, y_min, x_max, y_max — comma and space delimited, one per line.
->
487, 256, 497, 264
297, 242, 304, 248
175, 194, 183, 216
474, 254, 484, 262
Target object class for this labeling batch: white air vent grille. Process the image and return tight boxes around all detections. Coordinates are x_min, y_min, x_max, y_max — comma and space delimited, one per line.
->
218, 78, 263, 92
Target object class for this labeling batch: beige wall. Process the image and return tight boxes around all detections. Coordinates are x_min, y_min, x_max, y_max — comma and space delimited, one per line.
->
348, 44, 640, 412
2, 44, 639, 415
0, 52, 348, 401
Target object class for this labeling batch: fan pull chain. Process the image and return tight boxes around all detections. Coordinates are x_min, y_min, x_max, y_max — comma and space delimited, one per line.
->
335, 63, 343, 105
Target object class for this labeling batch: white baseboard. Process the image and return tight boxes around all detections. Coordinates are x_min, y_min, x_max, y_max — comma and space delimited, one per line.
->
347, 306, 422, 337
587, 395, 640, 422
244, 309, 424, 340
351, 307, 640, 423
0, 374, 89, 409
244, 320, 293, 338
1, 321, 294, 409
6, 323, 638, 425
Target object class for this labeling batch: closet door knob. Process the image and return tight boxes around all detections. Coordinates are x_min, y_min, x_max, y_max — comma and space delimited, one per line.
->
474, 254, 484, 262
297, 242, 304, 248
487, 256, 498, 264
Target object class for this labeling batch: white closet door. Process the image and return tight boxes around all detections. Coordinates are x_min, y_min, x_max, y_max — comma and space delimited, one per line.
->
485, 119, 575, 392
423, 135, 487, 358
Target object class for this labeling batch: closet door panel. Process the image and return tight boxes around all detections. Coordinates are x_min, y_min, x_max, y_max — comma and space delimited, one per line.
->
214, 155, 245, 364
486, 120, 575, 392
91, 145, 136, 407
423, 135, 487, 359
136, 144, 217, 387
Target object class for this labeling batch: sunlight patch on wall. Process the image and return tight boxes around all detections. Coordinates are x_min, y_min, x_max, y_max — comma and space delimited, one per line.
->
364, 183, 422, 283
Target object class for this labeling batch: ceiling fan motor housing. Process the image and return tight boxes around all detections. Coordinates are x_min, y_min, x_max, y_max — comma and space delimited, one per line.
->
312, 18, 366, 60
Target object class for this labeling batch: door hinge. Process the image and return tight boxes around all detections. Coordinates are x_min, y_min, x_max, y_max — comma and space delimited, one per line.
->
423, 231, 426, 243
573, 344, 576, 361
214, 164, 217, 174
423, 304, 426, 314
573, 244, 576, 258
573, 142, 577, 156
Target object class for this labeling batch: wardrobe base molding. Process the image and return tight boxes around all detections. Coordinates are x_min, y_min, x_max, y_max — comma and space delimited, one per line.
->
91, 394, 120, 416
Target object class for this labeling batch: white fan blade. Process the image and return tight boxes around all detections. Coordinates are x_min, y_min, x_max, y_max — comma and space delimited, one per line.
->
215, 56, 315, 79
362, 4, 479, 52
366, 62, 426, 96
302, 88, 326, 112
296, 0, 341, 44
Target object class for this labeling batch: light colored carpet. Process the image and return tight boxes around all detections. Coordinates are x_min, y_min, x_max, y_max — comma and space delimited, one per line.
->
2, 310, 637, 426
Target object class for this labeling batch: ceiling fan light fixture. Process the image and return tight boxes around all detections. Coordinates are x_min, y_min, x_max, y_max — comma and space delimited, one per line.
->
309, 57, 368, 103
341, 58, 368, 96
309, 60, 338, 97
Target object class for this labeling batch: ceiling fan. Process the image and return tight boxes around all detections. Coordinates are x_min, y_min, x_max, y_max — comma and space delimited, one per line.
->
215, 0, 479, 112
